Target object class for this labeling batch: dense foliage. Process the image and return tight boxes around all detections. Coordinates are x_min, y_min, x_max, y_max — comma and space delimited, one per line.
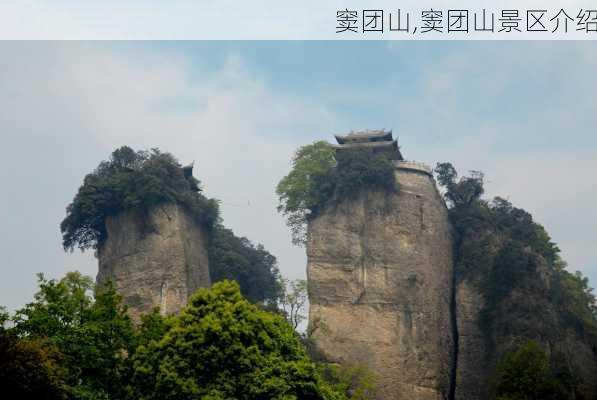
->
10, 272, 136, 399
492, 341, 565, 400
318, 364, 377, 400
435, 162, 597, 397
131, 280, 345, 400
1, 310, 67, 400
2, 273, 356, 400
61, 146, 219, 251
209, 224, 283, 306
435, 162, 596, 336
61, 146, 281, 308
277, 141, 397, 244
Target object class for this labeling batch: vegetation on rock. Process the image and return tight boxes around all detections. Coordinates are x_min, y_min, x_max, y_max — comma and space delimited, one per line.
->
61, 146, 219, 251
435, 162, 597, 398
492, 341, 565, 400
208, 223, 283, 307
277, 141, 397, 244
61, 146, 282, 308
318, 363, 377, 400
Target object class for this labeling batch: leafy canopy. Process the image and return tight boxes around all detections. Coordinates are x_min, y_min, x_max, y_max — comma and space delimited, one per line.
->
0, 328, 68, 400
10, 272, 136, 400
277, 141, 397, 244
3, 273, 357, 400
492, 341, 564, 400
209, 223, 283, 307
131, 280, 346, 400
61, 146, 219, 251
435, 162, 597, 391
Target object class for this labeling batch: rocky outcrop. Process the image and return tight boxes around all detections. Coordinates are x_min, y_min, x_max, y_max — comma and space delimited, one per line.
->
307, 168, 454, 400
455, 233, 597, 400
97, 203, 210, 322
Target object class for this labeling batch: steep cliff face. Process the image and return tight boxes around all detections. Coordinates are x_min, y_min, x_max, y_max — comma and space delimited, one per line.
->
307, 169, 454, 400
97, 203, 210, 322
455, 231, 597, 400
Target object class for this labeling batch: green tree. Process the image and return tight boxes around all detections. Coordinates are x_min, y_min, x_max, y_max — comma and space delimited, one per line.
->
1, 305, 67, 400
551, 264, 597, 341
280, 279, 308, 330
276, 141, 336, 245
319, 363, 377, 400
434, 162, 484, 209
12, 272, 136, 399
332, 148, 396, 200
131, 280, 345, 400
135, 308, 172, 349
61, 146, 219, 251
0, 332, 68, 400
492, 341, 563, 400
277, 142, 397, 245
209, 224, 283, 306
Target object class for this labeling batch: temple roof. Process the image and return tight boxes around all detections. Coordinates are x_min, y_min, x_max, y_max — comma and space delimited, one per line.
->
332, 139, 398, 151
333, 129, 403, 160
334, 129, 393, 144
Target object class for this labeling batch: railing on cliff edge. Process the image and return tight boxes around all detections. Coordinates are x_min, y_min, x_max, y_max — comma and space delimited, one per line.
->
393, 160, 433, 176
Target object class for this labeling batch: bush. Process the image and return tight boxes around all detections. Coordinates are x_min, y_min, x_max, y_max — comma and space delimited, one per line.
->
61, 146, 219, 251
277, 142, 397, 244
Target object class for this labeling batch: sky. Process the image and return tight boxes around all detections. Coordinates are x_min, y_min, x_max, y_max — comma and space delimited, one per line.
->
0, 41, 596, 312
2, 1, 596, 40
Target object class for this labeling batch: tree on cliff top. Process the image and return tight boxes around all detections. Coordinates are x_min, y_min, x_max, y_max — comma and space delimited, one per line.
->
61, 146, 219, 251
277, 141, 397, 245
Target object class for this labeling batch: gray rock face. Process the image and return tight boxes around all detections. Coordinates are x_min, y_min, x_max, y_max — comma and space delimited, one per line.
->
307, 169, 454, 400
97, 203, 210, 322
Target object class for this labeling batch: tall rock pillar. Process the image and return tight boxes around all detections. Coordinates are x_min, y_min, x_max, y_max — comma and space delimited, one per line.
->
97, 203, 211, 322
307, 131, 454, 400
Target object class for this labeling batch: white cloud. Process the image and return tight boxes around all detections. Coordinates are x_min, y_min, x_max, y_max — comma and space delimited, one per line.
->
0, 43, 336, 310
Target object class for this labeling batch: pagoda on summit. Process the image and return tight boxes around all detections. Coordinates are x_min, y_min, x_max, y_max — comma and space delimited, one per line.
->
332, 129, 404, 161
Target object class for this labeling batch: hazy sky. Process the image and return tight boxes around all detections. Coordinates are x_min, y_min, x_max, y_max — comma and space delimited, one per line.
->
1, 41, 596, 311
